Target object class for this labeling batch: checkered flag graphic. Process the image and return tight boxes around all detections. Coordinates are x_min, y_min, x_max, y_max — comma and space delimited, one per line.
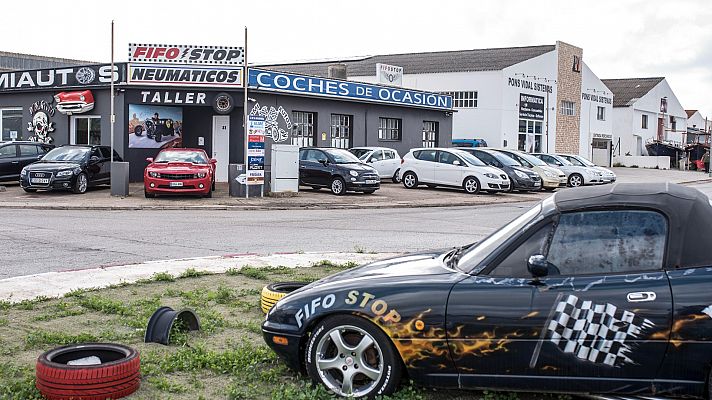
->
542, 294, 654, 367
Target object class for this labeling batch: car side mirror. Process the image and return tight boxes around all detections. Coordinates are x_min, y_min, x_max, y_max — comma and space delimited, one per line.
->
527, 254, 550, 278
210, 158, 217, 164
89, 156, 101, 164
318, 158, 328, 165
453, 160, 461, 166
146, 157, 154, 163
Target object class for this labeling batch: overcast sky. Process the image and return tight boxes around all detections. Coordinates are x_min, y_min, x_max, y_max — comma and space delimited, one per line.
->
3, 0, 711, 117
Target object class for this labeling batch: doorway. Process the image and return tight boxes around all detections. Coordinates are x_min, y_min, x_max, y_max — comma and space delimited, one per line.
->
591, 139, 611, 166
212, 115, 230, 182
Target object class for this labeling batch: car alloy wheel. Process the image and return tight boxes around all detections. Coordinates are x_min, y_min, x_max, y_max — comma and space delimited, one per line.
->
463, 176, 480, 194
306, 315, 401, 398
392, 169, 401, 183
331, 177, 346, 195
402, 172, 418, 189
568, 173, 583, 187
73, 173, 88, 194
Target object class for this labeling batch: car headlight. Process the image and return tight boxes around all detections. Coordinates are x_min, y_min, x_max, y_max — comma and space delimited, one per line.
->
20, 168, 28, 177
148, 171, 160, 178
513, 170, 529, 179
56, 170, 74, 177
196, 172, 207, 178
484, 173, 497, 179
349, 170, 359, 177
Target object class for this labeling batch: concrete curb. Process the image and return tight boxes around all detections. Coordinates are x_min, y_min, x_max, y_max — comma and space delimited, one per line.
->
0, 252, 400, 303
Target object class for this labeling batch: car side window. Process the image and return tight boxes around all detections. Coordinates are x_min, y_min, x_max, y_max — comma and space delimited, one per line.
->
112, 150, 123, 162
474, 151, 495, 166
19, 145, 38, 156
490, 223, 553, 277
546, 210, 668, 275
415, 150, 437, 162
304, 150, 325, 163
438, 151, 461, 165
516, 156, 533, 168
548, 156, 563, 166
567, 157, 583, 167
383, 151, 395, 160
369, 150, 384, 162
0, 145, 17, 159
99, 147, 111, 159
90, 148, 102, 160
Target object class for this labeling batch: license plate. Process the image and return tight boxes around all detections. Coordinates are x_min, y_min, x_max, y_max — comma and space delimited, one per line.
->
365, 179, 377, 184
31, 178, 49, 184
169, 181, 184, 187
534, 182, 541, 186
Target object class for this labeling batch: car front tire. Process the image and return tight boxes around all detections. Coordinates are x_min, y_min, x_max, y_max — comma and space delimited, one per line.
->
392, 169, 401, 183
72, 173, 88, 194
463, 176, 481, 194
144, 190, 155, 198
402, 171, 418, 189
305, 315, 402, 398
568, 173, 584, 188
331, 177, 346, 196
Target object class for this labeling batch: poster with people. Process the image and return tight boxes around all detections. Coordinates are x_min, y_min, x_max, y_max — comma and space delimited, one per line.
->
128, 104, 183, 148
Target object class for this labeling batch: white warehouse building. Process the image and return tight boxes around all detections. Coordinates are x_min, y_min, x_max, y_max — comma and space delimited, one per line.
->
264, 41, 615, 166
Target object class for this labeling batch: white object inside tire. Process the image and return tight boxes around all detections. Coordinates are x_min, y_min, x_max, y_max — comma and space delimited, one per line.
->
67, 356, 102, 366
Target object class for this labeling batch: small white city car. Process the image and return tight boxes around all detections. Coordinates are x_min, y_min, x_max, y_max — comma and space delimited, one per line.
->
531, 153, 603, 187
349, 147, 402, 183
400, 148, 510, 194
557, 153, 617, 184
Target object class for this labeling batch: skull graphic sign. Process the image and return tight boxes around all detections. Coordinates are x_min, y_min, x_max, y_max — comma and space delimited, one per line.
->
27, 100, 56, 144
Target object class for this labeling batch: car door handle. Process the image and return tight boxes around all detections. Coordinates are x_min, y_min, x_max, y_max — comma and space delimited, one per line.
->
11, 161, 19, 164
627, 291, 656, 302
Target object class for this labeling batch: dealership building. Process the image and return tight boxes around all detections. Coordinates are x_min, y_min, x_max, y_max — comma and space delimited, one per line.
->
0, 49, 453, 183
264, 41, 616, 166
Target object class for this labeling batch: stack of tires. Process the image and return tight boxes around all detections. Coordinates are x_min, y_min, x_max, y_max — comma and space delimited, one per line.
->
35, 343, 140, 400
260, 282, 307, 314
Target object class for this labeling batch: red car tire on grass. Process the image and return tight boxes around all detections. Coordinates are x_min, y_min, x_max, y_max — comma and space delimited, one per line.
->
35, 343, 140, 400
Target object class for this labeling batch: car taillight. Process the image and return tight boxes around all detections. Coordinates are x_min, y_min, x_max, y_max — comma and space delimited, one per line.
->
400, 158, 404, 164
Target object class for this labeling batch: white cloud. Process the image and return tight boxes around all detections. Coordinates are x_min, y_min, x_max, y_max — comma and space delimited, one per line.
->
2, 0, 711, 115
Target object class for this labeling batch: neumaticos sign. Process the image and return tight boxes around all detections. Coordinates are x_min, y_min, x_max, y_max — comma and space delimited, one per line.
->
129, 44, 244, 65
249, 69, 452, 110
128, 64, 243, 88
0, 64, 123, 92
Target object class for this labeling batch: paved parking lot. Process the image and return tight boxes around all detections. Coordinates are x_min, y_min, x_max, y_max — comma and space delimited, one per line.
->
0, 167, 709, 211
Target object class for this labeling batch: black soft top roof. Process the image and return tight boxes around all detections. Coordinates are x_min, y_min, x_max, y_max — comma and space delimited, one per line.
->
552, 183, 712, 269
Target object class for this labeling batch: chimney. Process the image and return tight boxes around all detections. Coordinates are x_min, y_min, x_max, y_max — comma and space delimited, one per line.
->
327, 64, 347, 80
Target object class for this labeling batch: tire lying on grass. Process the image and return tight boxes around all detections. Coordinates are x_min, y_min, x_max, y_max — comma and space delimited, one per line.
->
35, 343, 140, 400
261, 281, 308, 314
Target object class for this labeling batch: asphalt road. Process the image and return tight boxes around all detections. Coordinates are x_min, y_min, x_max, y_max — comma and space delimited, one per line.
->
3, 180, 711, 280
0, 202, 538, 279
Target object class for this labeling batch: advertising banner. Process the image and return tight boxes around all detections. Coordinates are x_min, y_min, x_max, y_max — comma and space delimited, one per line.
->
128, 64, 243, 88
0, 64, 124, 92
249, 68, 452, 110
129, 44, 244, 65
519, 93, 545, 121
246, 115, 266, 185
128, 104, 183, 149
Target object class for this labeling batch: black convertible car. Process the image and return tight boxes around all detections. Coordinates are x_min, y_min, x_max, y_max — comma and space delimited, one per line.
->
20, 145, 122, 194
263, 183, 712, 398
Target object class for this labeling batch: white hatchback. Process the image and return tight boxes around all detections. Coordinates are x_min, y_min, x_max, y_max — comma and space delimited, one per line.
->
400, 148, 510, 194
349, 147, 402, 183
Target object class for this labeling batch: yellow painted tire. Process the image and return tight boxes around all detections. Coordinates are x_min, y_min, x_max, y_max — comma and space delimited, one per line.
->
260, 282, 307, 314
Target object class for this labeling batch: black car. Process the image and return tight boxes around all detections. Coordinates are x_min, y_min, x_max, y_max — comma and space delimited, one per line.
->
460, 148, 541, 191
263, 183, 712, 398
299, 148, 380, 195
133, 118, 180, 142
20, 145, 122, 194
0, 141, 53, 181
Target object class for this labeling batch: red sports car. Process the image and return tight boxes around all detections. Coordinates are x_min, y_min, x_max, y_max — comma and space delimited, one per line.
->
144, 148, 216, 198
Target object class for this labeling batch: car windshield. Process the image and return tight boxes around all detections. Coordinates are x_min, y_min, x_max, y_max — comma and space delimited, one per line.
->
456, 203, 543, 272
551, 156, 573, 166
349, 149, 371, 159
572, 156, 596, 167
42, 147, 89, 162
491, 152, 521, 166
456, 151, 486, 167
517, 152, 547, 166
155, 151, 208, 164
326, 149, 362, 164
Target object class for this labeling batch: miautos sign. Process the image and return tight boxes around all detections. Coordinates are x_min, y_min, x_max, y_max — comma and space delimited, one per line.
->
249, 69, 452, 110
0, 64, 123, 92
129, 44, 244, 65
128, 64, 243, 88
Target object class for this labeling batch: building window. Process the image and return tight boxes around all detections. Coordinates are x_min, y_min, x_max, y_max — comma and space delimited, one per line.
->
560, 101, 575, 116
642, 114, 648, 129
597, 106, 605, 121
73, 116, 101, 145
517, 120, 543, 153
422, 121, 438, 147
378, 117, 402, 141
441, 91, 478, 108
330, 114, 352, 149
292, 111, 315, 147
0, 108, 23, 141
670, 116, 676, 132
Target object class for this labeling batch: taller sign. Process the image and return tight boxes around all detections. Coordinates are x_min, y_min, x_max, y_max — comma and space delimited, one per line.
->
129, 44, 244, 65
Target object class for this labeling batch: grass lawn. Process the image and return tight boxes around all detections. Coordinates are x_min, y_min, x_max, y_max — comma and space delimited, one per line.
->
0, 261, 568, 400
